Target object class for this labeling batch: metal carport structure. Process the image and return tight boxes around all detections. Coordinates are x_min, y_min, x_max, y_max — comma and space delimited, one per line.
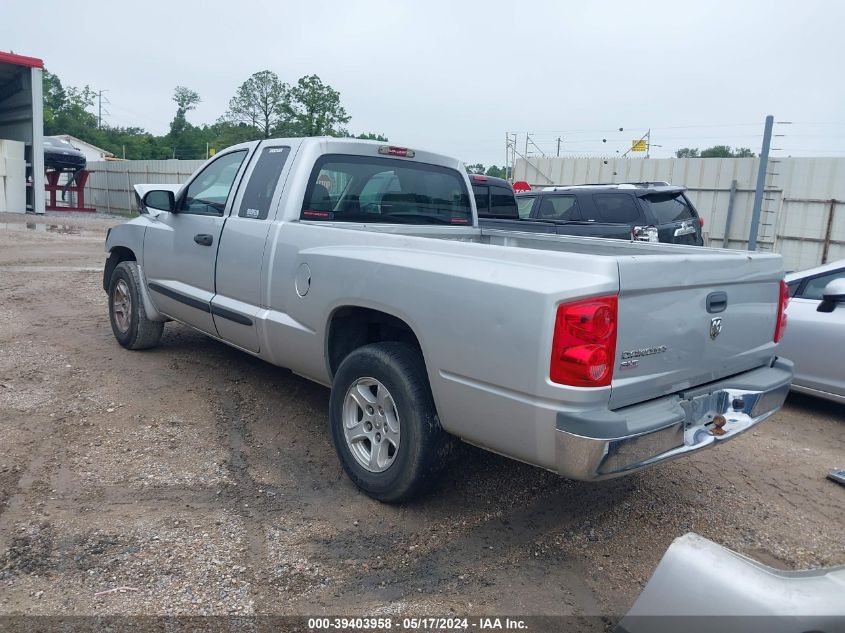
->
0, 50, 45, 214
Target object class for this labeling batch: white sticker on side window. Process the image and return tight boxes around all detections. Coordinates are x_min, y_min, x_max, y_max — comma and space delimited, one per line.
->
245, 208, 260, 218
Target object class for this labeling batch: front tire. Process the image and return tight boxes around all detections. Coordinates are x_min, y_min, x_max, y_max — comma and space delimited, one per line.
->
108, 261, 164, 350
329, 342, 447, 503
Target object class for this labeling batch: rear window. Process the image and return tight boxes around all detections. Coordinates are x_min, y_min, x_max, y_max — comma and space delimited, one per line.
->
644, 193, 695, 224
590, 194, 641, 223
301, 154, 471, 225
488, 185, 518, 219
472, 184, 489, 214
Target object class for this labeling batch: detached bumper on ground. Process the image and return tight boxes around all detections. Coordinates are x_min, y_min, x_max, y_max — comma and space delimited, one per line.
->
618, 532, 845, 633
556, 358, 793, 480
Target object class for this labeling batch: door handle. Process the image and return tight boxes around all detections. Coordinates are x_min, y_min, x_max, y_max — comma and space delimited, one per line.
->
194, 234, 213, 246
706, 291, 728, 313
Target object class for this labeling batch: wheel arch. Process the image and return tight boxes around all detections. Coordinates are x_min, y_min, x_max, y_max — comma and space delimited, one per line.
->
104, 247, 166, 322
325, 305, 427, 380
103, 246, 136, 292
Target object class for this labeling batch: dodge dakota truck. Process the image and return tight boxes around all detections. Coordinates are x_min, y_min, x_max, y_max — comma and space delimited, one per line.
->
103, 137, 793, 502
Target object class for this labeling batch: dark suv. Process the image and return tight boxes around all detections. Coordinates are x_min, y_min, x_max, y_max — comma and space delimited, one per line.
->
478, 181, 705, 246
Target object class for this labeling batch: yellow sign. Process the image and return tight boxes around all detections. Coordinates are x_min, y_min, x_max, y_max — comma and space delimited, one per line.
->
209, 148, 217, 156
631, 139, 647, 152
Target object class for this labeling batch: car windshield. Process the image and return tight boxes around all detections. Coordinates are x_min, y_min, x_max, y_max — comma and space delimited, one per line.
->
44, 138, 76, 149
301, 154, 472, 225
644, 192, 695, 224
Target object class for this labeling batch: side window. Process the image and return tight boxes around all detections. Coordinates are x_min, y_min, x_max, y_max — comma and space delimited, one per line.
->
516, 196, 536, 219
472, 184, 490, 214
591, 194, 641, 223
798, 269, 845, 300
180, 150, 247, 215
537, 195, 579, 221
238, 146, 290, 220
489, 185, 518, 218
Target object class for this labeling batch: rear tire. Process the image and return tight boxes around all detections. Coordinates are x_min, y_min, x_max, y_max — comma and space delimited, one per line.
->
329, 342, 448, 503
108, 261, 164, 350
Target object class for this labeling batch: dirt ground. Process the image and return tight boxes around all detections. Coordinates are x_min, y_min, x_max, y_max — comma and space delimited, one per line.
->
0, 212, 843, 622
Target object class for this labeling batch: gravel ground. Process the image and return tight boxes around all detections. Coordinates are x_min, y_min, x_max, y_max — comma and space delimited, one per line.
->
0, 212, 842, 622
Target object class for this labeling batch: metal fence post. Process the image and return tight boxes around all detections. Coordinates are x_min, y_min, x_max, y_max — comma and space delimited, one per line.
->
749, 115, 774, 250
822, 199, 837, 264
723, 179, 738, 248
126, 169, 132, 215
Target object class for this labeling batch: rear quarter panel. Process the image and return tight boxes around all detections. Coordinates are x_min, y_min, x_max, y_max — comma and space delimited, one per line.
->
258, 221, 620, 464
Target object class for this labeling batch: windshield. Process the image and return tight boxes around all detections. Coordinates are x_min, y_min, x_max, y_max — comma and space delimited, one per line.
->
301, 154, 472, 225
644, 192, 696, 224
44, 137, 77, 149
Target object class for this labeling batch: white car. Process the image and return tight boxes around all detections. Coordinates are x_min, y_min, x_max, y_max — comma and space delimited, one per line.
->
781, 259, 845, 403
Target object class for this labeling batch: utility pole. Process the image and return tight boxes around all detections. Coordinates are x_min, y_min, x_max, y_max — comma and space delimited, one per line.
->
96, 90, 110, 128
557, 137, 561, 157
748, 115, 774, 251
505, 132, 510, 180
646, 129, 651, 158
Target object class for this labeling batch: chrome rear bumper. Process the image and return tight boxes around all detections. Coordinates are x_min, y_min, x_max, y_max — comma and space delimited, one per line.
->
555, 358, 793, 480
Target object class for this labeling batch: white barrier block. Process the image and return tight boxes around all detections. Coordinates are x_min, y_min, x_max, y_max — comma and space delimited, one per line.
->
0, 139, 25, 161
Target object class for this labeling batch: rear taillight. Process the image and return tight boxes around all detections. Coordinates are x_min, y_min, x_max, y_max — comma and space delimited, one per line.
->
698, 217, 705, 228
550, 296, 618, 387
378, 145, 415, 158
774, 280, 789, 342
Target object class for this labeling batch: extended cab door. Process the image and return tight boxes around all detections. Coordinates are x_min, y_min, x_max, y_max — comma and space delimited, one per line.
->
212, 141, 300, 352
142, 148, 251, 335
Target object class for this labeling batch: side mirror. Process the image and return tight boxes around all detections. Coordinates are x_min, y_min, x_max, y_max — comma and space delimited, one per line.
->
817, 278, 845, 313
143, 190, 176, 212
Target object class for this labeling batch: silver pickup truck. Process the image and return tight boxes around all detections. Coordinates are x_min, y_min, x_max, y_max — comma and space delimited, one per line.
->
103, 138, 793, 502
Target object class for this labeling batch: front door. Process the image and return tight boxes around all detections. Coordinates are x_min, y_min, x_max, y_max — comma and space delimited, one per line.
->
143, 148, 251, 334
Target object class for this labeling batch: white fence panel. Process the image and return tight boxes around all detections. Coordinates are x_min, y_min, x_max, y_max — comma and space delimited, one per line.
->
82, 159, 205, 215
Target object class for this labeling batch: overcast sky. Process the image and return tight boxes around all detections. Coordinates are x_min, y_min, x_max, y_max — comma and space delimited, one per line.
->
3, 0, 844, 164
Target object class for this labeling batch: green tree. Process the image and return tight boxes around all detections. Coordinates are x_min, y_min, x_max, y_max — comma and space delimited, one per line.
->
42, 70, 67, 134
224, 70, 289, 138
465, 163, 485, 174
165, 86, 206, 158
170, 85, 200, 136
41, 68, 98, 140
355, 132, 388, 141
209, 121, 261, 150
286, 74, 350, 136
676, 145, 756, 158
699, 145, 735, 158
485, 165, 510, 179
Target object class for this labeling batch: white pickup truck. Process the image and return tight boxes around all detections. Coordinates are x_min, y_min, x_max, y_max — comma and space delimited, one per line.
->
104, 138, 793, 502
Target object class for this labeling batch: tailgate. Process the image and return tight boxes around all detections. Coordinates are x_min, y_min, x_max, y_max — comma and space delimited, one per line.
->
609, 251, 784, 409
